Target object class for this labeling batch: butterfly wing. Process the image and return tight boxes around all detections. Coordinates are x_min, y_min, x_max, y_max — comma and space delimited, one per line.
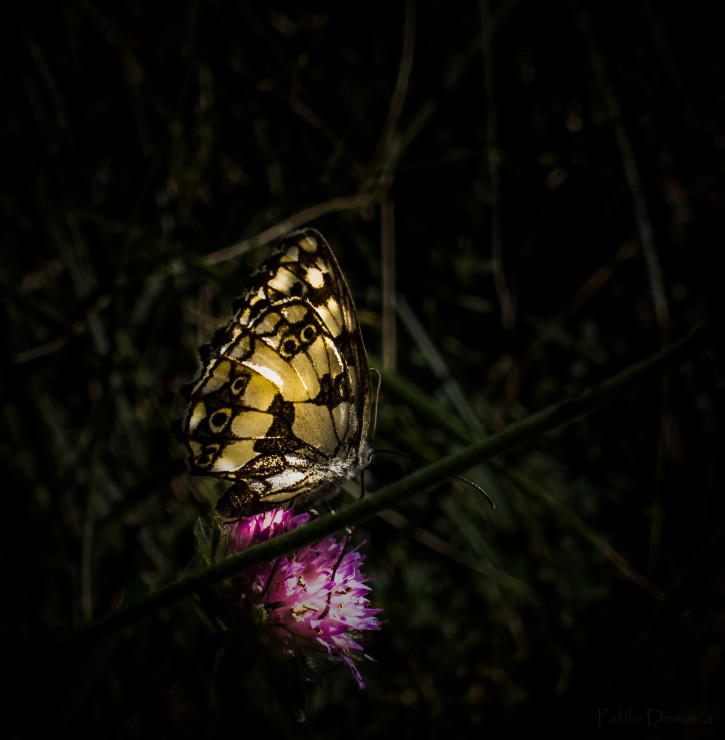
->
181, 229, 372, 517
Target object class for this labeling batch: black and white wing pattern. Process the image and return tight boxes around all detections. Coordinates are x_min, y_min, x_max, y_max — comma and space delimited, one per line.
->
180, 228, 373, 518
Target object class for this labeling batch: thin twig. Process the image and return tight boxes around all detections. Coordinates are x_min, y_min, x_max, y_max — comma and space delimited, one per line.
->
203, 191, 385, 265
368, 0, 416, 178
372, 1, 415, 372
480, 0, 515, 330
578, 13, 670, 343
381, 199, 397, 371
577, 9, 675, 576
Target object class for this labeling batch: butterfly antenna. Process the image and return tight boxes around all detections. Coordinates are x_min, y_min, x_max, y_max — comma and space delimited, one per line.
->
374, 448, 496, 511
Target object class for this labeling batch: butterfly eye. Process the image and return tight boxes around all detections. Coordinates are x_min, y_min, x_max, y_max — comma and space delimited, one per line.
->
209, 409, 231, 433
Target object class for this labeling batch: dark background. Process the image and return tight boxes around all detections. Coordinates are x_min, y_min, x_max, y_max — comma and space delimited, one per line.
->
2, 1, 724, 738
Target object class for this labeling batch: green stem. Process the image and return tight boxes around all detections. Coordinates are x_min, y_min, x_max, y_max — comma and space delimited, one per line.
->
11, 322, 709, 674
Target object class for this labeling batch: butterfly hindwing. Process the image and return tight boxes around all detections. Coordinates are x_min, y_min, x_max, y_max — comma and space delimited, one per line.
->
181, 228, 372, 517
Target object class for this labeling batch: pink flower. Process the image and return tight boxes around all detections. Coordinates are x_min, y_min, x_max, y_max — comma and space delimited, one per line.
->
223, 508, 381, 689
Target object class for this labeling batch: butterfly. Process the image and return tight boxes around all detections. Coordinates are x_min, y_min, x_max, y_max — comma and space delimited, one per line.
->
179, 228, 373, 518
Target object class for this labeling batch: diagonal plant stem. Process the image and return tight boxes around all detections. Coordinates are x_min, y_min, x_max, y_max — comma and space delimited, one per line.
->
10, 323, 709, 675
203, 191, 386, 265
576, 9, 676, 576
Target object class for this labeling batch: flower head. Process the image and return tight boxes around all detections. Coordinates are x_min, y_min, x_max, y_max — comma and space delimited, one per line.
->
222, 508, 381, 689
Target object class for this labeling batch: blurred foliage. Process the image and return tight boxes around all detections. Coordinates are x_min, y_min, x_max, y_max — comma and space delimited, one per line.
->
2, 1, 724, 738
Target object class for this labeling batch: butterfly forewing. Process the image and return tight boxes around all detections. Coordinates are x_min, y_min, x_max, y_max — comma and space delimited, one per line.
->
181, 228, 372, 517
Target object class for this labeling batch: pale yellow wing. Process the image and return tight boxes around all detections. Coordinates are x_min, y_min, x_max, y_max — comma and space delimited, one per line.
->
180, 229, 372, 517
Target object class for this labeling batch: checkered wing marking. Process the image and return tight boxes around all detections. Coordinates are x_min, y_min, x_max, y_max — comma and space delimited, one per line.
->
181, 229, 372, 517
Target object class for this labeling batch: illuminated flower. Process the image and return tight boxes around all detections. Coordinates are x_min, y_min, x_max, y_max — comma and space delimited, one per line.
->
223, 508, 381, 689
